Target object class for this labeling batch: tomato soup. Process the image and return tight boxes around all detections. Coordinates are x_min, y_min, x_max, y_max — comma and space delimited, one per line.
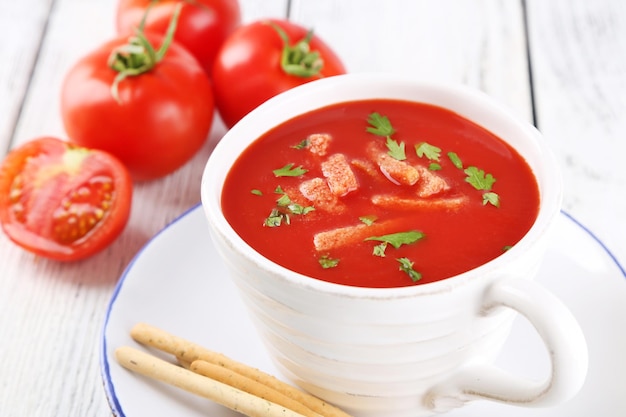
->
221, 99, 540, 288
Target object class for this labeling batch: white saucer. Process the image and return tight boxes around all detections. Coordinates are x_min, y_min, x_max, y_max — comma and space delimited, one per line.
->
100, 205, 626, 417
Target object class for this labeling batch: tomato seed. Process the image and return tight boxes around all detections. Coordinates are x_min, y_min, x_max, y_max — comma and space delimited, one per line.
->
51, 175, 116, 244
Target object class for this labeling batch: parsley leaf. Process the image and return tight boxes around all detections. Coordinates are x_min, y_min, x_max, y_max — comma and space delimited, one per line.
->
276, 193, 314, 215
273, 163, 308, 177
289, 203, 315, 215
447, 152, 463, 169
319, 255, 339, 269
415, 142, 441, 161
264, 209, 289, 227
397, 258, 422, 282
251, 189, 263, 196
386, 137, 406, 160
276, 194, 292, 207
429, 162, 442, 171
366, 112, 395, 137
265, 192, 314, 226
372, 242, 387, 257
292, 138, 309, 149
482, 192, 500, 207
464, 166, 496, 190
367, 112, 406, 160
365, 230, 425, 249
359, 215, 377, 226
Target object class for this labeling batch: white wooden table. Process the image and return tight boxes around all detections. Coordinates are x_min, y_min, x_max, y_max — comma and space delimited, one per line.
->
1, 1, 624, 416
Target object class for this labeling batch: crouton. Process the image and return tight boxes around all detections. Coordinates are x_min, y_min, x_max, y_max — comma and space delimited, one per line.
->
371, 194, 468, 211
321, 154, 358, 196
378, 153, 420, 185
350, 159, 379, 178
307, 133, 332, 156
367, 143, 419, 186
299, 178, 346, 213
314, 219, 403, 251
414, 165, 450, 197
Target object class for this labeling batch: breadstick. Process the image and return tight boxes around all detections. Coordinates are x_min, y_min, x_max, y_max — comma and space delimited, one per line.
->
130, 322, 353, 417
191, 360, 322, 417
115, 346, 307, 417
177, 357, 192, 369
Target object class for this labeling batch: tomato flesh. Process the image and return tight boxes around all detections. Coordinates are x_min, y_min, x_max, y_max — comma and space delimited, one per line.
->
0, 137, 133, 261
50, 175, 114, 244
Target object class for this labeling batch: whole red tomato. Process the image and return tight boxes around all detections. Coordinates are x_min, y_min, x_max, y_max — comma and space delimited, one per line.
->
0, 137, 132, 261
212, 19, 347, 128
116, 0, 241, 74
61, 29, 214, 181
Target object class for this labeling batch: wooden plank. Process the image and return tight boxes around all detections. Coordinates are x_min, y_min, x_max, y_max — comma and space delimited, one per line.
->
526, 0, 626, 266
10, 0, 118, 147
0, 0, 53, 152
289, 0, 533, 122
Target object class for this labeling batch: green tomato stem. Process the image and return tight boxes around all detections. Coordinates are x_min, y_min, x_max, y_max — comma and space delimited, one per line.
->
107, 1, 183, 103
267, 21, 324, 78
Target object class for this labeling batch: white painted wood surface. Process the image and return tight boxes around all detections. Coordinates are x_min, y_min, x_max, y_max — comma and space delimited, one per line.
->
0, 1, 623, 416
527, 0, 626, 267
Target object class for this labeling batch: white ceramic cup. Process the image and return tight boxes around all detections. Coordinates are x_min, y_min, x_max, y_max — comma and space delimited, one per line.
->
201, 73, 588, 417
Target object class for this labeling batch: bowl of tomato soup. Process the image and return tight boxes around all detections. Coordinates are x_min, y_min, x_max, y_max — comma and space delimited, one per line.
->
201, 74, 587, 416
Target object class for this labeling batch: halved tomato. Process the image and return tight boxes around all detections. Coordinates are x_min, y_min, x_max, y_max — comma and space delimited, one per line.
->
0, 137, 133, 261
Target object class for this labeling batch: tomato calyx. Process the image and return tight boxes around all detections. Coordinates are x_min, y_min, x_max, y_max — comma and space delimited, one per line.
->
108, 1, 183, 103
267, 21, 324, 78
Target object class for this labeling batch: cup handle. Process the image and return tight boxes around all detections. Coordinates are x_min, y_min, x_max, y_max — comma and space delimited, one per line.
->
426, 277, 588, 412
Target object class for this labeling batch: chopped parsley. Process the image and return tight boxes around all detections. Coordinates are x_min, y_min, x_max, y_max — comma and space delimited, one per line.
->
366, 112, 395, 137
464, 166, 500, 208
251, 189, 263, 196
264, 208, 289, 227
263, 192, 314, 227
365, 231, 425, 272
464, 166, 496, 190
365, 230, 425, 249
415, 142, 441, 161
482, 192, 500, 207
289, 203, 315, 215
276, 193, 315, 214
276, 194, 291, 206
273, 163, 308, 177
366, 112, 406, 160
397, 258, 422, 282
385, 138, 406, 160
447, 151, 463, 169
372, 242, 387, 257
359, 215, 377, 226
319, 255, 339, 269
292, 138, 309, 149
